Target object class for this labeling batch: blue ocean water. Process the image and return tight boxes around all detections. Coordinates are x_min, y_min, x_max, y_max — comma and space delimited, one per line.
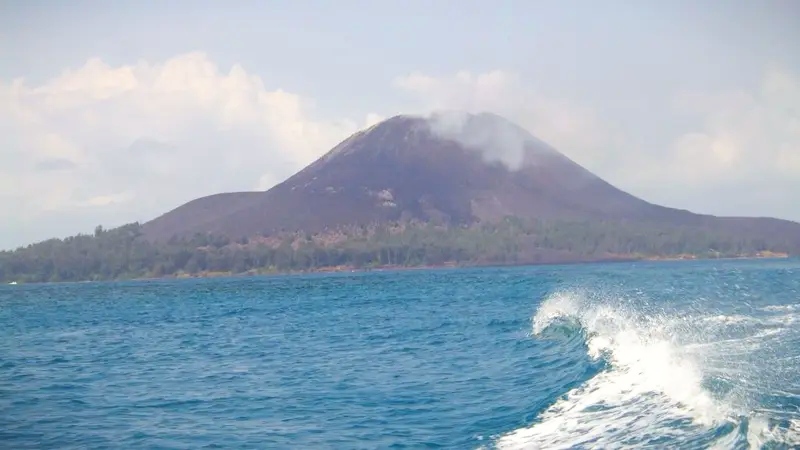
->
1, 260, 799, 449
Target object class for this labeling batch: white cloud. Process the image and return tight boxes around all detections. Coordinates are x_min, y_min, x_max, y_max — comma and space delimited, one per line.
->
0, 51, 378, 248
634, 67, 800, 218
615, 66, 799, 219
74, 190, 136, 208
637, 66, 800, 187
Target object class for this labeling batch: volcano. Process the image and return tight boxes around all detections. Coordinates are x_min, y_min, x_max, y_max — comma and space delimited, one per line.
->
142, 112, 800, 242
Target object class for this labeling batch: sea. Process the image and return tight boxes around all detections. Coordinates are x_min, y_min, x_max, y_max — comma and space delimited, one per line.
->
1, 259, 799, 449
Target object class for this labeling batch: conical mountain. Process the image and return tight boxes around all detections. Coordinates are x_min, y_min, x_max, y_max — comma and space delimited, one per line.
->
142, 112, 799, 241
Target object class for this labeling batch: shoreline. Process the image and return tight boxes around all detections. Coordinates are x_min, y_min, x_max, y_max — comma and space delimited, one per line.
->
129, 252, 794, 281
4, 253, 792, 286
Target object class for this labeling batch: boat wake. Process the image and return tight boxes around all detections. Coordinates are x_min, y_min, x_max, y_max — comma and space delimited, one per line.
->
493, 290, 800, 449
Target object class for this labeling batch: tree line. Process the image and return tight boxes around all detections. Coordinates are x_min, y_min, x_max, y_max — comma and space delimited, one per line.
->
1, 218, 796, 283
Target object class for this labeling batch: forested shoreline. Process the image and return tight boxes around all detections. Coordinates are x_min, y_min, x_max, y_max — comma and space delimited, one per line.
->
0, 218, 795, 284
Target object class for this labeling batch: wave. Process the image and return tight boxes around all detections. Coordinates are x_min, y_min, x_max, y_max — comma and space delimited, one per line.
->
493, 291, 800, 449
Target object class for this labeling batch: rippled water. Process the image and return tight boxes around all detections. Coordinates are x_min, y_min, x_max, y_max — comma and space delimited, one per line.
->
1, 260, 799, 449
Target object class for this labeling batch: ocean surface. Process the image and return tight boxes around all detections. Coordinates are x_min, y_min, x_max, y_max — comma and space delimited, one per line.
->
1, 259, 799, 449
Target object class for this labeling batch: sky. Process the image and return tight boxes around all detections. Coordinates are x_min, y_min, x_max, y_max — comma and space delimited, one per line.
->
1, 0, 799, 250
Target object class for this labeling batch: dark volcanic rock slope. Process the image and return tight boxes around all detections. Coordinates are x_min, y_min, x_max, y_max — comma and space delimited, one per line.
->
142, 112, 798, 241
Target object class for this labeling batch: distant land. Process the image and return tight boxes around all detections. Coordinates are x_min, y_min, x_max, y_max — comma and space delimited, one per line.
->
2, 112, 799, 284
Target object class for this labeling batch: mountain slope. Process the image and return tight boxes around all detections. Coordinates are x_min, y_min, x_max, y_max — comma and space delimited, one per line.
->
142, 112, 800, 243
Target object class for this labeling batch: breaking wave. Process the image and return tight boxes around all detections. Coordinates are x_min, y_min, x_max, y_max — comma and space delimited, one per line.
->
493, 290, 800, 449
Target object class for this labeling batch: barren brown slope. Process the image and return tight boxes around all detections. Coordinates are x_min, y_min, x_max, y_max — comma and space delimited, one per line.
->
142, 112, 800, 243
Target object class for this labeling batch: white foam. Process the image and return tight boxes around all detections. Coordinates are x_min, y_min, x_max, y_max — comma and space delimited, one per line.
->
701, 314, 753, 325
744, 416, 800, 448
761, 304, 800, 312
495, 290, 800, 449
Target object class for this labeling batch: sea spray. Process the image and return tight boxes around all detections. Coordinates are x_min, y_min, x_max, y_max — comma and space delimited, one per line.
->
496, 289, 800, 449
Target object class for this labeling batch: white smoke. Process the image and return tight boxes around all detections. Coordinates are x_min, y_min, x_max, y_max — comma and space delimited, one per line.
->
420, 110, 555, 171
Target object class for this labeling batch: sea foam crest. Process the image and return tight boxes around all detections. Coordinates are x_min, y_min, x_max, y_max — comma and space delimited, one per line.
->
496, 290, 767, 449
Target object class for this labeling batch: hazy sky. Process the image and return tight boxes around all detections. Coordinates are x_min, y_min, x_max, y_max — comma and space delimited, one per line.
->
1, 0, 799, 250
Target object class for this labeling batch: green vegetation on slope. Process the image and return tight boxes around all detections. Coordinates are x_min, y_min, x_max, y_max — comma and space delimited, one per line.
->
0, 218, 795, 283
